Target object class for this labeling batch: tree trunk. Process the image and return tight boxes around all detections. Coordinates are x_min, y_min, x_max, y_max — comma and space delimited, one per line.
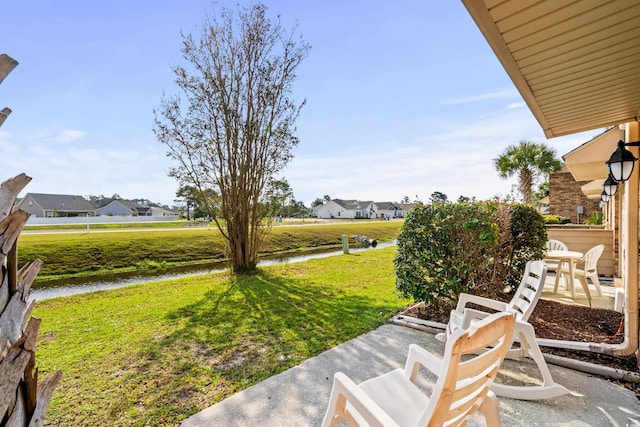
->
0, 184, 62, 425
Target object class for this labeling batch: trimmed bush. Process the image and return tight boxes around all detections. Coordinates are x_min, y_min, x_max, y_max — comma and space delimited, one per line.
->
394, 202, 546, 311
542, 214, 571, 224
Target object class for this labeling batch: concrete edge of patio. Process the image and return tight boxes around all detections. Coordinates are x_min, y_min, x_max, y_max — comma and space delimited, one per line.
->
181, 322, 640, 427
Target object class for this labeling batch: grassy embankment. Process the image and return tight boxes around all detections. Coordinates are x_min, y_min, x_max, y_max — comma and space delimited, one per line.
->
19, 220, 402, 279
33, 246, 410, 426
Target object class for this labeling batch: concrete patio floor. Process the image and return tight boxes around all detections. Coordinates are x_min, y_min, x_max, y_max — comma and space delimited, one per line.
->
182, 292, 639, 426
542, 272, 617, 311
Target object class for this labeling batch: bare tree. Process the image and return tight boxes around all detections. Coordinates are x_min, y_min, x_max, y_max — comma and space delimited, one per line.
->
154, 3, 309, 273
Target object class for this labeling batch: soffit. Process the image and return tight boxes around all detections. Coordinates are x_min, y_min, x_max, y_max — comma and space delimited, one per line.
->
581, 179, 606, 199
462, 0, 640, 138
563, 126, 624, 181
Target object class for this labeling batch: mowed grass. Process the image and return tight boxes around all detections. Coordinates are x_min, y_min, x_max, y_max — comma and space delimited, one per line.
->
19, 221, 402, 277
33, 246, 410, 426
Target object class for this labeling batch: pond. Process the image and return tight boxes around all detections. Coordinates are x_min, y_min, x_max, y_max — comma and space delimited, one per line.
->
31, 240, 397, 301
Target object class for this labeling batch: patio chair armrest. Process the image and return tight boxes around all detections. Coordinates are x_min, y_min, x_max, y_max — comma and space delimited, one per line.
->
456, 293, 510, 313
404, 343, 443, 382
326, 372, 400, 427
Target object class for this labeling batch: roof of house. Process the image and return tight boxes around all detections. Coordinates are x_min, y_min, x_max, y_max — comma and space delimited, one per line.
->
98, 200, 151, 213
150, 206, 179, 215
24, 193, 95, 212
118, 200, 151, 212
332, 199, 374, 210
397, 203, 419, 211
561, 126, 624, 182
375, 202, 397, 210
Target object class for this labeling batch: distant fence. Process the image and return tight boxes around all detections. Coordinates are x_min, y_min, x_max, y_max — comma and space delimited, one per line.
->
26, 216, 181, 225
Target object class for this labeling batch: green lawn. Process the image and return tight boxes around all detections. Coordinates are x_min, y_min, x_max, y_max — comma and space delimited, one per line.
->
33, 246, 410, 426
20, 221, 402, 278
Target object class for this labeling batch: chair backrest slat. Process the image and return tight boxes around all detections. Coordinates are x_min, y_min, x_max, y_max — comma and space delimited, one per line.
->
583, 244, 604, 273
546, 239, 568, 252
507, 260, 546, 322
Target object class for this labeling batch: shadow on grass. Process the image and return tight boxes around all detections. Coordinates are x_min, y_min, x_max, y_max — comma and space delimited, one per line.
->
120, 263, 403, 424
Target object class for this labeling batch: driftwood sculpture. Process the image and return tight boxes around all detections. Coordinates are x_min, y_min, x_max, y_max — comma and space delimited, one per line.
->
0, 53, 61, 426
0, 175, 61, 426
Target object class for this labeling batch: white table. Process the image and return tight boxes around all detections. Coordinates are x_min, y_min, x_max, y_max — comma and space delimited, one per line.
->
545, 250, 585, 300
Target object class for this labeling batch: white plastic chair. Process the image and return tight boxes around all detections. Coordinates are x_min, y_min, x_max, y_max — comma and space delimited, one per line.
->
544, 239, 568, 274
435, 260, 570, 400
560, 244, 604, 297
322, 312, 516, 427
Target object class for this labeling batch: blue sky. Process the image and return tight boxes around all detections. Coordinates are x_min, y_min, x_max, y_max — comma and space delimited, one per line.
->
0, 1, 600, 207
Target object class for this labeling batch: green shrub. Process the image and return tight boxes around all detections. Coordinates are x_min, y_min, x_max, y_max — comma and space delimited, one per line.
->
584, 211, 603, 225
394, 202, 546, 312
542, 214, 571, 224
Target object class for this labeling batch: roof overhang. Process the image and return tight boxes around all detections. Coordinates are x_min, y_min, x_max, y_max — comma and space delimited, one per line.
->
562, 126, 624, 181
461, 0, 640, 138
581, 179, 606, 199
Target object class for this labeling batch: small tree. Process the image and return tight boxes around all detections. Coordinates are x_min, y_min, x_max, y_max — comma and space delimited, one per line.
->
262, 177, 293, 217
154, 3, 310, 273
493, 140, 562, 204
429, 191, 449, 204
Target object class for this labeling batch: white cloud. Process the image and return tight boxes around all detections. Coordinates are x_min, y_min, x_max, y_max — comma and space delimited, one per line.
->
54, 129, 87, 143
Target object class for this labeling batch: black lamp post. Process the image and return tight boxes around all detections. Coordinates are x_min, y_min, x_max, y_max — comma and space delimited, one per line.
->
606, 140, 640, 182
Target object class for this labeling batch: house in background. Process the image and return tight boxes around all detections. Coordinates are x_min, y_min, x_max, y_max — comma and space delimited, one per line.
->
150, 206, 179, 217
314, 199, 376, 219
313, 199, 407, 219
96, 200, 153, 217
375, 202, 399, 219
17, 193, 96, 218
396, 203, 418, 218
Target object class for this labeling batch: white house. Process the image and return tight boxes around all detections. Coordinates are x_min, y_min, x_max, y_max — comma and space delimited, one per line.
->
375, 202, 399, 219
314, 199, 376, 219
96, 200, 152, 217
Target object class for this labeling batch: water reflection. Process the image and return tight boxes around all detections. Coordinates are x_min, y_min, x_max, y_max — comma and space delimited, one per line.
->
31, 240, 396, 301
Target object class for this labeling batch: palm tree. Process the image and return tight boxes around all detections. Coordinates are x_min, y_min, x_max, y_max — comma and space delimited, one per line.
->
493, 140, 562, 204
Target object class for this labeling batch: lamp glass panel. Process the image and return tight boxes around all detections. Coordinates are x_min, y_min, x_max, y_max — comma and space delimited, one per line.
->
603, 176, 618, 196
604, 183, 617, 196
609, 160, 635, 182
622, 160, 636, 181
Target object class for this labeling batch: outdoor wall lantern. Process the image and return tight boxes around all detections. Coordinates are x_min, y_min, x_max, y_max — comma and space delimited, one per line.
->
606, 140, 640, 182
601, 191, 610, 203
602, 174, 618, 197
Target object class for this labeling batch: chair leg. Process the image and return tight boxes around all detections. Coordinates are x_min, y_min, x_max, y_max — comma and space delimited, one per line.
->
479, 391, 503, 427
322, 389, 346, 427
492, 321, 570, 400
589, 273, 603, 296
553, 270, 561, 293
577, 275, 592, 302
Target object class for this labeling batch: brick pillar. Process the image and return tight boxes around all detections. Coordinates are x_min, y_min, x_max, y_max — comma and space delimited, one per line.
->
549, 170, 601, 223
